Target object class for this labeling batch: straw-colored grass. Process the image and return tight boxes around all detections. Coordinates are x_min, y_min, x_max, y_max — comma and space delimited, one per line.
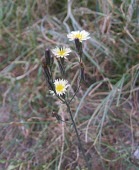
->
0, 0, 139, 169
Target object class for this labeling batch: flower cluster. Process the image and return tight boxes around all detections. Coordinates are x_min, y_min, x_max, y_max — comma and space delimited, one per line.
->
42, 30, 90, 168
51, 30, 90, 60
42, 30, 90, 96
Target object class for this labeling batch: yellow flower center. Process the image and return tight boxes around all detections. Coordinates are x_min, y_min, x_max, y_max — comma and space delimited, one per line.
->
56, 84, 65, 92
58, 50, 66, 57
74, 33, 83, 40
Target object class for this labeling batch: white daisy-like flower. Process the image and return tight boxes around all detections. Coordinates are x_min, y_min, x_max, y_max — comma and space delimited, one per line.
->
67, 30, 90, 42
50, 79, 69, 96
51, 47, 71, 59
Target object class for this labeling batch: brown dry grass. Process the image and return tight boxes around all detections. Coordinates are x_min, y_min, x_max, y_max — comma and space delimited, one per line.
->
0, 0, 139, 169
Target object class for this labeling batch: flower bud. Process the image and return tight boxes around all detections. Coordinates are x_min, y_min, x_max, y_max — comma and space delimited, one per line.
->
45, 48, 54, 67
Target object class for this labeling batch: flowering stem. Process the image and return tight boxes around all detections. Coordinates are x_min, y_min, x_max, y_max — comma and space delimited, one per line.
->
64, 99, 91, 170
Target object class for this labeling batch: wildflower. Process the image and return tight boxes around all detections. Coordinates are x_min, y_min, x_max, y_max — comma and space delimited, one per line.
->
50, 79, 69, 96
51, 47, 71, 59
67, 30, 90, 42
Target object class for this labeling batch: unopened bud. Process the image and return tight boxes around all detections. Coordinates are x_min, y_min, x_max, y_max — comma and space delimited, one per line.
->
42, 59, 50, 80
45, 48, 54, 67
45, 49, 51, 65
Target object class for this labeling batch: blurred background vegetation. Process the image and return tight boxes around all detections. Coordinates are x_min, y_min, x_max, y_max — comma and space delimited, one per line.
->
0, 0, 139, 169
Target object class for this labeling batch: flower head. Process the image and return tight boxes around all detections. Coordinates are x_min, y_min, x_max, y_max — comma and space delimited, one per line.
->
51, 47, 71, 59
67, 30, 90, 42
50, 79, 69, 96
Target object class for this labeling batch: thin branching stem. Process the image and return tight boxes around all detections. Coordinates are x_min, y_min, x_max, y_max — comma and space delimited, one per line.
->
64, 99, 91, 170
69, 84, 81, 104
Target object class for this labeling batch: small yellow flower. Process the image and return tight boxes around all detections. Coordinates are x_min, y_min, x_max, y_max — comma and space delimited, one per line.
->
67, 30, 90, 42
50, 79, 69, 96
51, 47, 71, 59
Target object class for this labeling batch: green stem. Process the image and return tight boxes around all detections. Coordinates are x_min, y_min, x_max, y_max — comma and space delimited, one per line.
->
65, 100, 91, 170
